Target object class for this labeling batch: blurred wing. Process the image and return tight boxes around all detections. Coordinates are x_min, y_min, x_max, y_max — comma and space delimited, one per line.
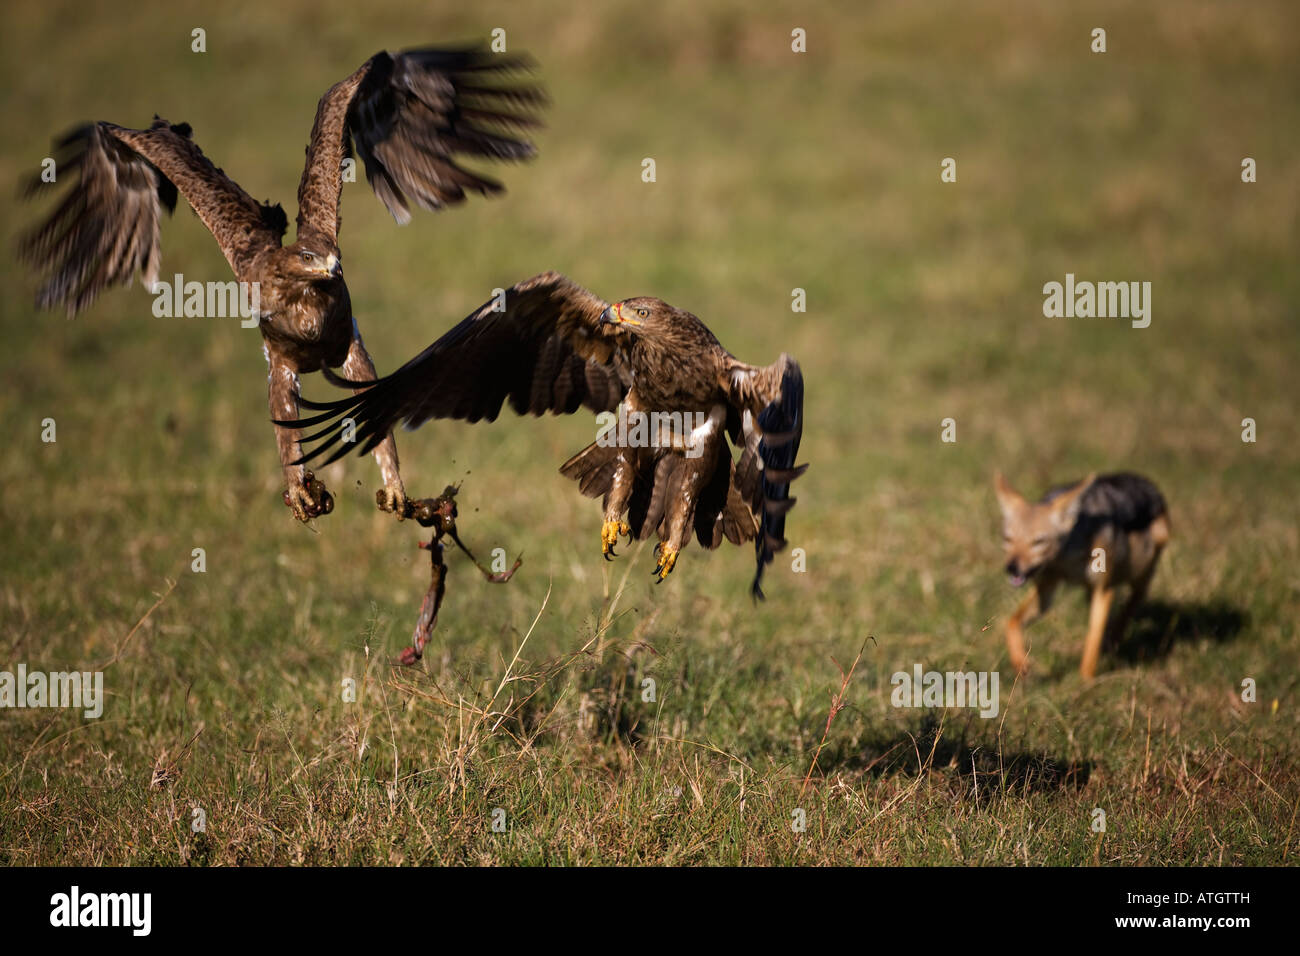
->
283, 271, 627, 464
19, 120, 286, 314
726, 354, 808, 599
296, 45, 545, 242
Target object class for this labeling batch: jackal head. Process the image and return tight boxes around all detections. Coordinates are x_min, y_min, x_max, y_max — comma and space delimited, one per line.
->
994, 471, 1096, 587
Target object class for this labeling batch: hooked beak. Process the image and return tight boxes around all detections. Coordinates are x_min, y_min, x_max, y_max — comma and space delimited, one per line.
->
600, 302, 641, 327
306, 253, 342, 279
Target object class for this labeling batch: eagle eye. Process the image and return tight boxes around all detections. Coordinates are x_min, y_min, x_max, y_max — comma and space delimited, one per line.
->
636, 307, 649, 319
301, 251, 315, 262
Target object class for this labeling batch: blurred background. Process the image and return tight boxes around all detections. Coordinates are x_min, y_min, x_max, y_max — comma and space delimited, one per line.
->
0, 0, 1296, 864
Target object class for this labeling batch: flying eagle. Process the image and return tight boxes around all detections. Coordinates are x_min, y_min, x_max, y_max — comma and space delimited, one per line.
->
19, 46, 545, 522
284, 272, 806, 597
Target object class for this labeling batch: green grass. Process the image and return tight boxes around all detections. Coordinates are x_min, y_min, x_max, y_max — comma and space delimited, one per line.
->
1, 0, 1297, 865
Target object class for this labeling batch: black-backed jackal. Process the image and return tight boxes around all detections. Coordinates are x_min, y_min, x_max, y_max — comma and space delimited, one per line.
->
994, 472, 1170, 679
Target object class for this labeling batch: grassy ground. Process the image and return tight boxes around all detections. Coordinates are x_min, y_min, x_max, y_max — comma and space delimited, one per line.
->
1, 0, 1297, 865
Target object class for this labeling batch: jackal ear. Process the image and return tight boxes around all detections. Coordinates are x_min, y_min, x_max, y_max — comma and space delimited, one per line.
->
1051, 472, 1096, 528
993, 471, 1023, 515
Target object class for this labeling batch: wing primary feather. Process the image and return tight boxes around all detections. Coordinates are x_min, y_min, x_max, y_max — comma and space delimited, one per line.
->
281, 273, 621, 464
320, 365, 378, 389
298, 44, 548, 241
20, 119, 285, 315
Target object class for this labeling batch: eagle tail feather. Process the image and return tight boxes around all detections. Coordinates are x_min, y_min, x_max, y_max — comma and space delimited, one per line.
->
559, 441, 621, 500
751, 357, 807, 600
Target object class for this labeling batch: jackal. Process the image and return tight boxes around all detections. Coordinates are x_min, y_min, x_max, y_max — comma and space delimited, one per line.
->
994, 472, 1170, 679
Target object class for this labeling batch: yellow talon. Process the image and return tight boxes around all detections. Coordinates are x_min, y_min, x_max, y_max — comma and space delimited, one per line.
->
601, 520, 631, 559
653, 544, 678, 581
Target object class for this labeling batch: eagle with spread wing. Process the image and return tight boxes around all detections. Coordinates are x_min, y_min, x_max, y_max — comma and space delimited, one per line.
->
285, 272, 806, 597
19, 46, 544, 522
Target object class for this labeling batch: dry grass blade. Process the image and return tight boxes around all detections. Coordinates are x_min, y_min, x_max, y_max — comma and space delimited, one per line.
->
799, 637, 873, 800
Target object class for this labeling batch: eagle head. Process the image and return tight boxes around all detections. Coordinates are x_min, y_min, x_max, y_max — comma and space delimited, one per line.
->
280, 241, 342, 284
600, 297, 671, 333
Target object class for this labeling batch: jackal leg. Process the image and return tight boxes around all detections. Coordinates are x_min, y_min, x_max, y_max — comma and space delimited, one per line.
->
1006, 577, 1057, 676
1109, 523, 1168, 647
341, 325, 406, 518
1080, 585, 1115, 680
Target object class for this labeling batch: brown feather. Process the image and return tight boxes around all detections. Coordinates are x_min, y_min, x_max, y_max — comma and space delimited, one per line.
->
19, 120, 283, 313
287, 275, 806, 597
289, 272, 625, 463
296, 46, 545, 240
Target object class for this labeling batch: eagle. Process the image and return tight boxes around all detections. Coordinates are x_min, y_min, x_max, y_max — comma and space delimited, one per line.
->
18, 46, 545, 522
284, 272, 806, 597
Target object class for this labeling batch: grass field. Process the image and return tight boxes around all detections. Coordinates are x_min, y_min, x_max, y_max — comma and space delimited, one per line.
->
1, 0, 1297, 865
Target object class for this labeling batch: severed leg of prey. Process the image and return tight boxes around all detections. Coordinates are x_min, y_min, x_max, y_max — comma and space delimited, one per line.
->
400, 538, 447, 666
397, 486, 522, 666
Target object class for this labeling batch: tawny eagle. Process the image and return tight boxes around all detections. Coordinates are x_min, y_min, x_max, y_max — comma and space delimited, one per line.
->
19, 46, 545, 521
285, 272, 806, 597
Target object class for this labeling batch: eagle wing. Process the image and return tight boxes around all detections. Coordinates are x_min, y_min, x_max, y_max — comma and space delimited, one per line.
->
19, 120, 287, 314
285, 271, 627, 464
295, 46, 545, 244
725, 354, 807, 598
